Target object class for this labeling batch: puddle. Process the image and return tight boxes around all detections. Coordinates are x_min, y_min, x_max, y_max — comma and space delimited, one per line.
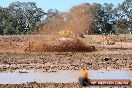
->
89, 70, 132, 80
0, 70, 131, 84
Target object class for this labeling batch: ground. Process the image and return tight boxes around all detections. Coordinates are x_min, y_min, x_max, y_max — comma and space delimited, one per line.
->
0, 35, 132, 88
0, 83, 132, 88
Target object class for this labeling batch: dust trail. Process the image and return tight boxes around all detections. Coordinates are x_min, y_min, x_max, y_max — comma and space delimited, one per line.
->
38, 3, 93, 37
25, 4, 95, 52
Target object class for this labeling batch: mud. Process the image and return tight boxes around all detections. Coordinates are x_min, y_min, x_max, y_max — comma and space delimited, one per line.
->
0, 35, 96, 53
0, 35, 131, 87
0, 35, 131, 53
0, 53, 131, 72
0, 83, 131, 88
0, 51, 131, 87
0, 70, 131, 84
25, 38, 96, 52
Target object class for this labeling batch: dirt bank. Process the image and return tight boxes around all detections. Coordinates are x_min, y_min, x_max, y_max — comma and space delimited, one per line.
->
0, 35, 96, 53
0, 35, 131, 53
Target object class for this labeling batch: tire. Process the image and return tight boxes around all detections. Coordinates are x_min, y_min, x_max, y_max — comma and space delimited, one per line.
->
79, 77, 90, 86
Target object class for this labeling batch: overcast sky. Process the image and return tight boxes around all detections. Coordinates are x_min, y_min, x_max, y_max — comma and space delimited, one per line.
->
0, 0, 124, 12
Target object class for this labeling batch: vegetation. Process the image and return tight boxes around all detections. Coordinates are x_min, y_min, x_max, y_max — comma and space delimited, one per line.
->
0, 2, 45, 35
0, 0, 131, 35
90, 0, 132, 34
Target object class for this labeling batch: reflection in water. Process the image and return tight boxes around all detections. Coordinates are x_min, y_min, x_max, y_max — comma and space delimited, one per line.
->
0, 70, 131, 84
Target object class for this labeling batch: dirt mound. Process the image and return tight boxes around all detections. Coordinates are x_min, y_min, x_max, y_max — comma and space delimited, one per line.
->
25, 37, 96, 52
0, 36, 28, 53
0, 35, 96, 53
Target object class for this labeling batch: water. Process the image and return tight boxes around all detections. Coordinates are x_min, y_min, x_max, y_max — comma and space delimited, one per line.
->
89, 70, 132, 80
0, 70, 131, 84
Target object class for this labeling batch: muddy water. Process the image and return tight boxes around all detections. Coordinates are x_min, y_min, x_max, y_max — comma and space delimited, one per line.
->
0, 70, 131, 84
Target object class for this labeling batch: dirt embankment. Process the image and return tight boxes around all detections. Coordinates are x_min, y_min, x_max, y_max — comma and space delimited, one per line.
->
0, 35, 96, 53
0, 35, 132, 53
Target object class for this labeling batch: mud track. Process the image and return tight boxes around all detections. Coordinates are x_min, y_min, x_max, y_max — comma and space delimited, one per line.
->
0, 82, 132, 88
0, 35, 132, 87
0, 51, 131, 88
0, 53, 131, 72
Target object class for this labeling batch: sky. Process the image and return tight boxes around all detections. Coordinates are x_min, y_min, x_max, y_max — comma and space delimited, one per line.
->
0, 0, 124, 12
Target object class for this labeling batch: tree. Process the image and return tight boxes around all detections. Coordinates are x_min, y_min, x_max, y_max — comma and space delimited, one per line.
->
115, 18, 129, 34
115, 0, 132, 34
45, 9, 60, 22
7, 1, 45, 34
91, 3, 116, 34
90, 3, 103, 34
0, 7, 17, 35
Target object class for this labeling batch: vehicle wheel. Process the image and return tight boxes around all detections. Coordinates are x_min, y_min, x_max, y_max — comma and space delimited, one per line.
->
79, 77, 90, 86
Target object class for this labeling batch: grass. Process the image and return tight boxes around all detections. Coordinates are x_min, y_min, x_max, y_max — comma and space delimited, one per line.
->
82, 38, 101, 46
88, 40, 101, 45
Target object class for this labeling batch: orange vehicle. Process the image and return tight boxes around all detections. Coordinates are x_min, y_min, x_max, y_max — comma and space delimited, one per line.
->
79, 68, 131, 86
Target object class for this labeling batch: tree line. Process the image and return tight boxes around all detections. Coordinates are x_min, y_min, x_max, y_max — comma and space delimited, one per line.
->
90, 0, 132, 34
0, 0, 131, 35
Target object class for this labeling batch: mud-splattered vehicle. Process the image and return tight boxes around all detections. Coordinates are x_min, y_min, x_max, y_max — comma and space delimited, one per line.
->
79, 68, 131, 86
